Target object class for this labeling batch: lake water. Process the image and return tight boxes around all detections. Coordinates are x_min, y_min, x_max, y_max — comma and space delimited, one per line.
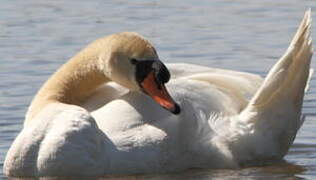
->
1, 0, 316, 179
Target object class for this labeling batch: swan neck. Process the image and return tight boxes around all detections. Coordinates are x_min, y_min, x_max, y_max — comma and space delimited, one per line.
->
26, 52, 109, 123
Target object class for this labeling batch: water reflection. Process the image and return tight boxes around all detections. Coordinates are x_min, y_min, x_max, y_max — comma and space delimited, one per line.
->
5, 161, 306, 180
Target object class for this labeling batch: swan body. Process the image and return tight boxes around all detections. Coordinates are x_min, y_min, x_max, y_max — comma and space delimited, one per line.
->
4, 11, 313, 177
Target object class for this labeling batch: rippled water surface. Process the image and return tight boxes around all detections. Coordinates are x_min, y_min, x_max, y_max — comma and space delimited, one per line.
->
1, 0, 316, 179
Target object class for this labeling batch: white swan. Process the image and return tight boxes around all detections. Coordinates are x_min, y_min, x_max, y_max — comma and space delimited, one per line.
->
4, 10, 313, 177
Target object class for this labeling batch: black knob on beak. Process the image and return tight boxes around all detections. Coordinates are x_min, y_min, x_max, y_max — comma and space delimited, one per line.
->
152, 60, 170, 84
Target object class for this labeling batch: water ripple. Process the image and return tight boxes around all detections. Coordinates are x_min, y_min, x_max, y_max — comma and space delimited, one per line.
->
1, 0, 316, 179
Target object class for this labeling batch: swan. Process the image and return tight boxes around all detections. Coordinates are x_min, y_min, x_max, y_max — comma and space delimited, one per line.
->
4, 10, 313, 177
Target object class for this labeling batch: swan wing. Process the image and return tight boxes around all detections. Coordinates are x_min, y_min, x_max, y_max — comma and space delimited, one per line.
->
229, 10, 313, 164
4, 103, 105, 176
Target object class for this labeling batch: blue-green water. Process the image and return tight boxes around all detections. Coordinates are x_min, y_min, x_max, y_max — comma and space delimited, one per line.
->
1, 0, 316, 179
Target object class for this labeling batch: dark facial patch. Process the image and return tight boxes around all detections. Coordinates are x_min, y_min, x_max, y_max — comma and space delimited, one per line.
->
134, 60, 154, 85
133, 59, 170, 87
130, 58, 138, 65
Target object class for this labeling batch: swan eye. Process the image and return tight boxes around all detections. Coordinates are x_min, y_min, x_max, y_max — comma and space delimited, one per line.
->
130, 58, 138, 65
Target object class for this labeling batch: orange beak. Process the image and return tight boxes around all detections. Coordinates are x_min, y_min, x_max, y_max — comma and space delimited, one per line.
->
141, 71, 180, 114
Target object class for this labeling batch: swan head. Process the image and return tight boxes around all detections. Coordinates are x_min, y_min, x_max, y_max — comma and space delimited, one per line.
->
99, 32, 180, 114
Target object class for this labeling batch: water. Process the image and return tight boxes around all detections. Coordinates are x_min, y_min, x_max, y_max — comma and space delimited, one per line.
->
1, 0, 316, 179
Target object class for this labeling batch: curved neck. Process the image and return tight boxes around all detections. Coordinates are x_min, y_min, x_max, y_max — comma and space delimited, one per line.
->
26, 52, 109, 123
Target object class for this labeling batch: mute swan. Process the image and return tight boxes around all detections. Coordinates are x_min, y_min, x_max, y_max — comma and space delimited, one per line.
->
4, 10, 313, 177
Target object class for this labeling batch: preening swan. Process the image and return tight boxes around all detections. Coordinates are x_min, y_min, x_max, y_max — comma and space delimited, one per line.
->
4, 10, 313, 177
